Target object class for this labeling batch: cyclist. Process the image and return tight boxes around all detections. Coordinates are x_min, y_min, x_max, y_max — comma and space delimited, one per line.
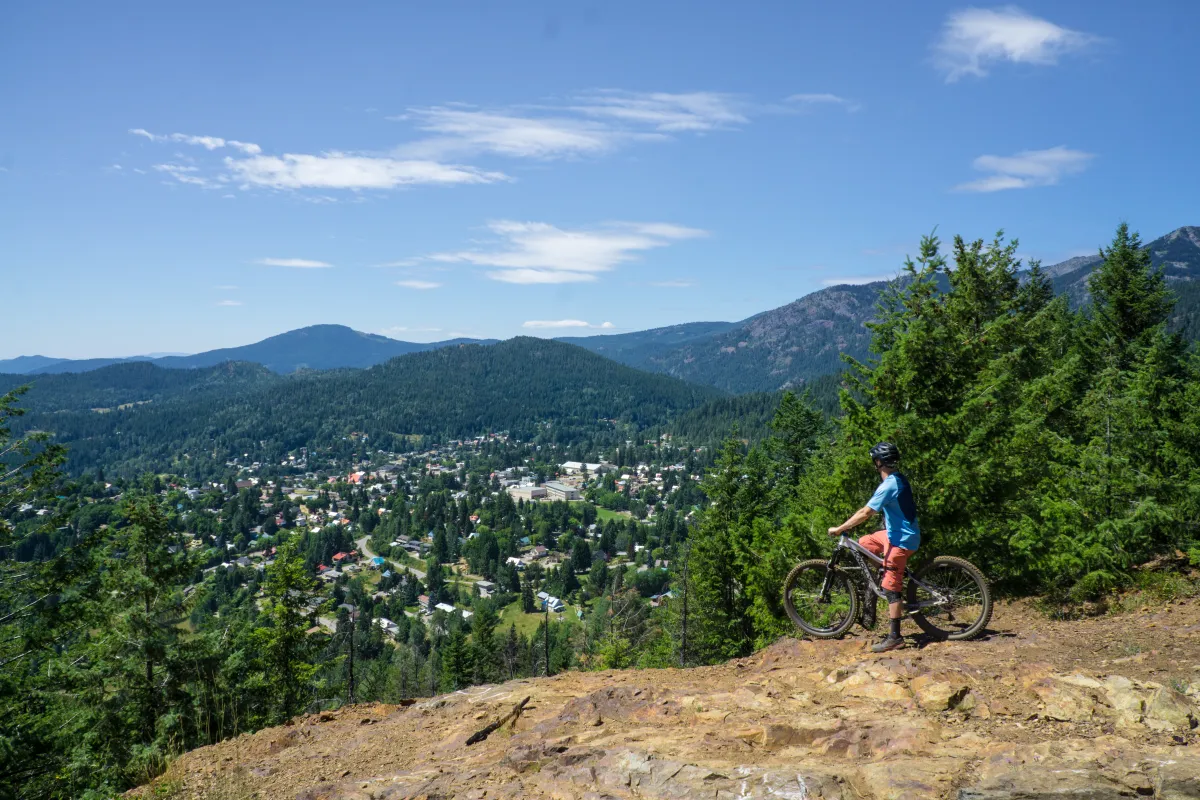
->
826, 442, 920, 653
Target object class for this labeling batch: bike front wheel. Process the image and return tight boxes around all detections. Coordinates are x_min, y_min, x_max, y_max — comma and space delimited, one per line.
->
783, 559, 859, 639
906, 556, 992, 641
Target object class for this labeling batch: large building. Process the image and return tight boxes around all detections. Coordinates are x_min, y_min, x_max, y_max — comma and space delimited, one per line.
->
542, 481, 581, 501
508, 485, 547, 501
560, 461, 616, 475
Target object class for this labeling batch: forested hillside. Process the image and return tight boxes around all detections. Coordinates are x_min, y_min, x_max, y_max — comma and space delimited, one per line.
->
7, 338, 721, 478
0, 360, 280, 412
679, 224, 1200, 664
0, 324, 497, 375
5, 224, 1200, 800
566, 225, 1200, 393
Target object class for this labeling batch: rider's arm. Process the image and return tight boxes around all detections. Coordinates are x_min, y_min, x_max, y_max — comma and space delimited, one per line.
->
827, 505, 875, 537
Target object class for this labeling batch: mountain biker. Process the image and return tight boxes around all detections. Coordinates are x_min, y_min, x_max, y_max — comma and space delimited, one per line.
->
826, 442, 920, 653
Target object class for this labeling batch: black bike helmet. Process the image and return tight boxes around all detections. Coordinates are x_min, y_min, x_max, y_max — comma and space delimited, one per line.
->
869, 441, 900, 467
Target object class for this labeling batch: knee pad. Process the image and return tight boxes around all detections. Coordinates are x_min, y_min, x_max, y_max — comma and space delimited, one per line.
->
884, 589, 902, 603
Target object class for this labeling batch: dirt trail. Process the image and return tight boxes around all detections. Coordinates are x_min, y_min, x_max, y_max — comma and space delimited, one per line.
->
132, 599, 1200, 799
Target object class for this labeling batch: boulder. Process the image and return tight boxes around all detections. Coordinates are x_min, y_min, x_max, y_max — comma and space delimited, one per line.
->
911, 674, 971, 712
1142, 686, 1197, 732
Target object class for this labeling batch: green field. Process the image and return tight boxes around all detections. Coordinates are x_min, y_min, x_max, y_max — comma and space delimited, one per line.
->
594, 507, 628, 522
496, 599, 583, 637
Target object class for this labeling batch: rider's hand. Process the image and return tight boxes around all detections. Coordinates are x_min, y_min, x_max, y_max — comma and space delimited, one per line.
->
827, 527, 841, 537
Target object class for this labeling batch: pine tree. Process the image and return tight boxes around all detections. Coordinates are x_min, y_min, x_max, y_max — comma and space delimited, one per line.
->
439, 628, 471, 691
254, 537, 320, 722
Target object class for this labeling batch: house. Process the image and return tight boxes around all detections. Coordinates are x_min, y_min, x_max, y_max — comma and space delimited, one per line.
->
508, 485, 547, 502
531, 545, 549, 559
370, 556, 386, 567
336, 602, 357, 616
319, 568, 342, 581
434, 602, 456, 614
461, 609, 474, 620
542, 481, 581, 501
375, 617, 399, 636
418, 594, 432, 612
475, 580, 496, 598
506, 556, 526, 570
650, 590, 675, 608
537, 593, 565, 613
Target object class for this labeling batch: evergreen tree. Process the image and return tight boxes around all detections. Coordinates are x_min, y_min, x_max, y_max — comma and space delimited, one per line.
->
439, 628, 471, 691
254, 537, 320, 722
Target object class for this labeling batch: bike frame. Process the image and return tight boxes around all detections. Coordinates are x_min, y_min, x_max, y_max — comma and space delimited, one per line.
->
822, 534, 949, 609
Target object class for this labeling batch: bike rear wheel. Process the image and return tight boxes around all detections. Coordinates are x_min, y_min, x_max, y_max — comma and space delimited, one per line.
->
906, 556, 992, 641
783, 559, 859, 639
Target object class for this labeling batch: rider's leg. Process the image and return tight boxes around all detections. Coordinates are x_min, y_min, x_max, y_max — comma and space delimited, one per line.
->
873, 544, 914, 651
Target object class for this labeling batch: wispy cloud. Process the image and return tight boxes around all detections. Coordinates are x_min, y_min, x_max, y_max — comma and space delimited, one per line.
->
954, 145, 1093, 192
649, 279, 694, 288
423, 220, 707, 285
522, 319, 615, 329
153, 163, 213, 187
255, 257, 334, 268
786, 93, 861, 112
395, 279, 442, 290
569, 90, 746, 132
128, 90, 781, 196
130, 128, 261, 154
399, 108, 619, 160
226, 153, 506, 190
216, 299, 243, 306
934, 7, 1099, 82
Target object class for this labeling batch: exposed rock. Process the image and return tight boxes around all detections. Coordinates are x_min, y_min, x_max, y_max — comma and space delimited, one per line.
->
128, 599, 1200, 800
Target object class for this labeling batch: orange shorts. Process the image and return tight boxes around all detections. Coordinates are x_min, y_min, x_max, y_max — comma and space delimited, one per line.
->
858, 530, 912, 593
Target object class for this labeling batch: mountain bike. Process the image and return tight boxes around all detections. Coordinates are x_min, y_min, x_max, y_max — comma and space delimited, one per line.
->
782, 533, 992, 641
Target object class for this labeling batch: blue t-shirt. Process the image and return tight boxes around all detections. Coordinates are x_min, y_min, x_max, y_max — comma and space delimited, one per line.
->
867, 473, 920, 550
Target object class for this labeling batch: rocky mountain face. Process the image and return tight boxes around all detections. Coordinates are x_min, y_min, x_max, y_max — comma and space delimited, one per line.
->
129, 600, 1200, 800
568, 225, 1200, 394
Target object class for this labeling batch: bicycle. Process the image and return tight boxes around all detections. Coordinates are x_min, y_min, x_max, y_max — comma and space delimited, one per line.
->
782, 533, 992, 641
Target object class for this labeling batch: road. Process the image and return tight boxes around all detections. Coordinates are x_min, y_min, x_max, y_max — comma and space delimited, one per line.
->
356, 536, 425, 580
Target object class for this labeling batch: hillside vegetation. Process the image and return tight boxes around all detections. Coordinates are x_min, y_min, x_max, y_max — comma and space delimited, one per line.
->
7, 338, 722, 478
568, 225, 1200, 393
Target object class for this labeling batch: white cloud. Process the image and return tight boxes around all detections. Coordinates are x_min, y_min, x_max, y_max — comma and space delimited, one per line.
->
954, 145, 1093, 192
128, 91, 755, 196
400, 108, 619, 160
425, 220, 707, 285
571, 90, 746, 132
153, 163, 213, 187
226, 153, 506, 190
255, 258, 334, 268
395, 279, 442, 289
934, 7, 1099, 82
522, 319, 614, 329
130, 128, 261, 153
786, 93, 861, 112
216, 299, 243, 306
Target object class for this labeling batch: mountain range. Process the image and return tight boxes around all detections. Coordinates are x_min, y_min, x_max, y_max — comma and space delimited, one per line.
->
4, 225, 1197, 394
5, 338, 721, 478
0, 326, 496, 376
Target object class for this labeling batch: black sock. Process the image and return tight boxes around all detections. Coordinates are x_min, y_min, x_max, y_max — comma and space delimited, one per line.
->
889, 618, 901, 639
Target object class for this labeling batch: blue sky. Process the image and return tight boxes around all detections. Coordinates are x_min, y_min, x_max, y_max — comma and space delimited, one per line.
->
2, 2, 1198, 358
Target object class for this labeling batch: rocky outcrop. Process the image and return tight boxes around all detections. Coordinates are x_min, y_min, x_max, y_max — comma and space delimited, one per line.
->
131, 602, 1200, 800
